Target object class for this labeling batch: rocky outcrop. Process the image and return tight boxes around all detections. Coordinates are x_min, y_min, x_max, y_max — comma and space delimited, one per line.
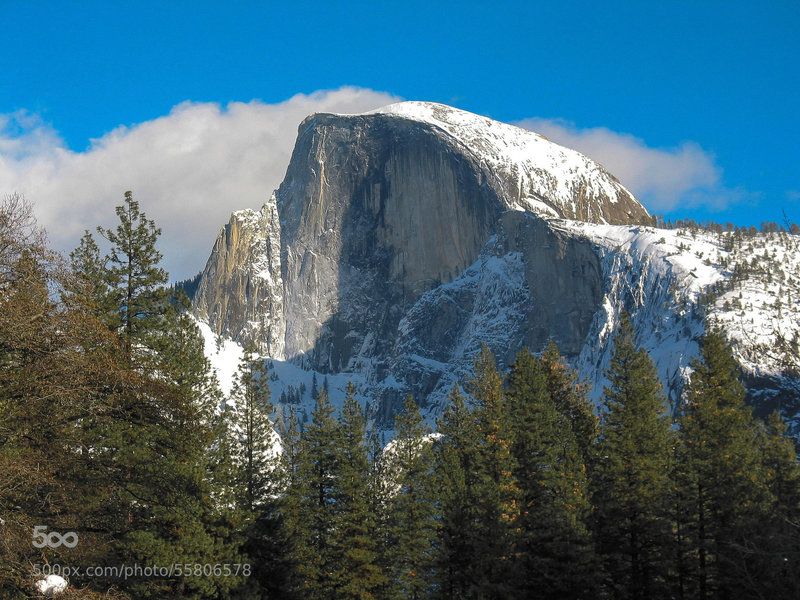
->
277, 111, 505, 373
371, 102, 650, 225
271, 104, 649, 378
193, 195, 284, 357
383, 211, 604, 419
197, 102, 789, 425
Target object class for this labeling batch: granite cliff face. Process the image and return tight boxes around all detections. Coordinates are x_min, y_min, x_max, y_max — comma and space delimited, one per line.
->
193, 195, 284, 357
191, 102, 652, 420
273, 103, 647, 377
370, 102, 649, 225
191, 101, 800, 429
278, 111, 504, 374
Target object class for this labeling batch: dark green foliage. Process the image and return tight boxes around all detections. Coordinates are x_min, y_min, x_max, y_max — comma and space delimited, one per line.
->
383, 396, 436, 600
67, 192, 242, 598
0, 217, 128, 598
676, 328, 774, 599
432, 384, 482, 599
594, 313, 674, 598
174, 271, 202, 301
218, 349, 297, 599
465, 346, 520, 597
227, 349, 277, 512
5, 190, 800, 599
750, 411, 800, 597
286, 388, 342, 598
95, 191, 171, 366
506, 347, 597, 598
541, 340, 598, 461
332, 384, 385, 599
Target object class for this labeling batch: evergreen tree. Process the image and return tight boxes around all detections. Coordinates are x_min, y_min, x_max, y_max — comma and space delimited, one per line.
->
506, 347, 597, 598
541, 340, 598, 462
69, 229, 114, 321
367, 425, 394, 600
747, 411, 800, 597
0, 206, 118, 597
73, 192, 237, 598
432, 384, 482, 599
332, 383, 385, 598
287, 388, 341, 599
594, 313, 674, 599
95, 190, 171, 365
676, 328, 771, 599
228, 349, 277, 512
0, 195, 147, 598
465, 345, 520, 598
221, 348, 296, 598
384, 396, 436, 600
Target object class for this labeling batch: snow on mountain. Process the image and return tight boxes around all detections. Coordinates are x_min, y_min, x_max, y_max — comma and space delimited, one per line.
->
561, 220, 800, 427
369, 101, 643, 223
191, 100, 800, 439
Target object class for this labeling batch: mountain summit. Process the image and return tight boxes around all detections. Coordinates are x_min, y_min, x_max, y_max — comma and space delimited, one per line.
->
192, 102, 799, 429
367, 101, 648, 224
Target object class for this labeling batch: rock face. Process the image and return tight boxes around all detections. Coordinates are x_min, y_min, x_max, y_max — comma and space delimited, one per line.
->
278, 111, 504, 373
386, 212, 604, 417
273, 103, 647, 378
192, 102, 652, 420
371, 102, 649, 225
192, 101, 799, 429
193, 195, 284, 357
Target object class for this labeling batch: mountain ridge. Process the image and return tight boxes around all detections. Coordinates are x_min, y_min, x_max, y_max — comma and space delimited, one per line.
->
191, 101, 799, 432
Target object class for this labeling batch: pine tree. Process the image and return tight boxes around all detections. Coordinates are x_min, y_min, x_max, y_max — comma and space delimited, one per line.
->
747, 411, 800, 597
69, 230, 115, 321
676, 328, 771, 599
74, 192, 237, 598
287, 388, 341, 599
541, 340, 598, 462
0, 196, 135, 597
95, 190, 171, 365
332, 383, 385, 599
221, 348, 297, 598
384, 396, 436, 600
506, 347, 597, 598
594, 313, 674, 599
465, 345, 520, 598
432, 384, 482, 599
367, 426, 394, 600
228, 348, 277, 512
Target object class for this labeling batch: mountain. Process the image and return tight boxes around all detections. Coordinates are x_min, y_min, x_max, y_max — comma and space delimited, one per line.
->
192, 101, 800, 433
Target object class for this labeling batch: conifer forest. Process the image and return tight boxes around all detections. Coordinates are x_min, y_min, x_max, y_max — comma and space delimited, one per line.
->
2, 192, 799, 599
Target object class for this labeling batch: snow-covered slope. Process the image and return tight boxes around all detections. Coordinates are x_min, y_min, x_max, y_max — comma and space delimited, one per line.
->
562, 220, 800, 431
370, 101, 646, 224
191, 101, 800, 438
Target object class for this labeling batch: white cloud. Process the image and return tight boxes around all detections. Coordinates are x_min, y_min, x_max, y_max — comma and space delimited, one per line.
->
0, 87, 400, 280
514, 118, 737, 214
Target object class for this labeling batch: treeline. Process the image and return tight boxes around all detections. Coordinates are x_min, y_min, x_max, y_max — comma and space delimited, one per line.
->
651, 214, 800, 236
2, 192, 799, 599
269, 325, 800, 600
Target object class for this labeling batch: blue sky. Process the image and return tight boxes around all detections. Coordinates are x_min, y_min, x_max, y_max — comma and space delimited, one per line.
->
1, 0, 798, 279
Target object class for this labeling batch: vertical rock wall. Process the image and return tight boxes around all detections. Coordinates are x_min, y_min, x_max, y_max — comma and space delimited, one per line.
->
193, 195, 285, 357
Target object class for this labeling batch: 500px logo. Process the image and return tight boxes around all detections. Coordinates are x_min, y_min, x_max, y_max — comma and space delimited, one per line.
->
32, 526, 79, 549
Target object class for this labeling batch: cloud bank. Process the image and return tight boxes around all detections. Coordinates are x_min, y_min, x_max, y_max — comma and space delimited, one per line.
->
515, 118, 737, 214
0, 87, 399, 280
